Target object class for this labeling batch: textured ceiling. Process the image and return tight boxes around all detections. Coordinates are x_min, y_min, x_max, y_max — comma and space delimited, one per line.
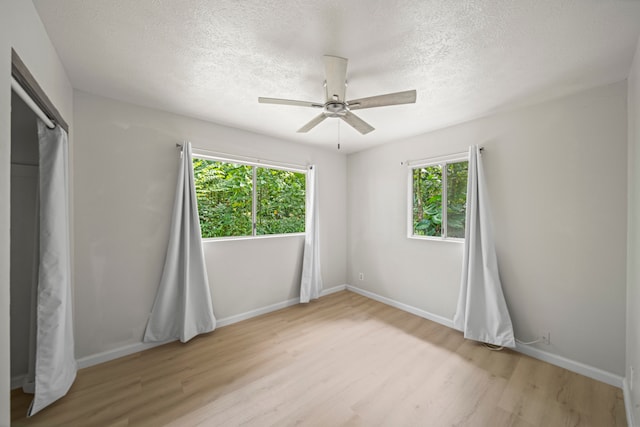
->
34, 0, 640, 153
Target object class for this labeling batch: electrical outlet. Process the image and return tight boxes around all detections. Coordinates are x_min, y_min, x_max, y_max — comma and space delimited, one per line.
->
541, 332, 551, 345
358, 273, 364, 281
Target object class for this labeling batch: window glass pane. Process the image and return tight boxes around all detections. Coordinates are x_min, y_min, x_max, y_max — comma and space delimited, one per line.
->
412, 165, 442, 236
193, 159, 253, 238
256, 167, 306, 235
446, 161, 468, 238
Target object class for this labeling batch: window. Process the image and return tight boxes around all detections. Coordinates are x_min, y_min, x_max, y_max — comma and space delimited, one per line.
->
409, 157, 468, 239
192, 157, 306, 239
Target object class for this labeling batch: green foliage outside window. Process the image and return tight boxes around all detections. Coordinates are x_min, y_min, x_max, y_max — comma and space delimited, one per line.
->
413, 165, 443, 236
256, 167, 306, 235
192, 158, 305, 239
412, 160, 468, 238
446, 162, 468, 238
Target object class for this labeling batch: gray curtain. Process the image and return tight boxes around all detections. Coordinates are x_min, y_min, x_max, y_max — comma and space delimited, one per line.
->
144, 142, 216, 343
453, 145, 515, 348
28, 121, 77, 416
300, 165, 322, 303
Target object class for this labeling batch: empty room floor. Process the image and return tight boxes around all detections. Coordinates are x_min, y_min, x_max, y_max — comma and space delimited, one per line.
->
11, 291, 626, 426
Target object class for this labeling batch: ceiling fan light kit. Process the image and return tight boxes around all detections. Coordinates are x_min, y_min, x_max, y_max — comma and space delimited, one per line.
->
258, 55, 417, 135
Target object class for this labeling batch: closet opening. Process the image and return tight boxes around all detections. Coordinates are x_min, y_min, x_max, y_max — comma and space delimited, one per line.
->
10, 48, 76, 418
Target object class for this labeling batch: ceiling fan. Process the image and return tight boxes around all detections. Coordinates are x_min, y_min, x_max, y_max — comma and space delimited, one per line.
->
258, 55, 417, 135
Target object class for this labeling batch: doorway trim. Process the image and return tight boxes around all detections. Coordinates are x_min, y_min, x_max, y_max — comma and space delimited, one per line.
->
11, 49, 68, 132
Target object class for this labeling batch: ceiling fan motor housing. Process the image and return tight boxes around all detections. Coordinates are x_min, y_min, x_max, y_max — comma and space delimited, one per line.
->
324, 101, 348, 117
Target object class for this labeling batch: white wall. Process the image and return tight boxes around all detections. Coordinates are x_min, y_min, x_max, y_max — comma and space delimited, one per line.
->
348, 81, 628, 376
1, 1, 73, 424
72, 91, 347, 359
627, 36, 640, 426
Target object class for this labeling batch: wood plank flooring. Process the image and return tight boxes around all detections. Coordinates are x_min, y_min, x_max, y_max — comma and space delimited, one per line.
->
10, 291, 627, 426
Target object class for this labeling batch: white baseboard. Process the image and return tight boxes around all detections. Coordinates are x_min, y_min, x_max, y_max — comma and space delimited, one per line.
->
76, 339, 174, 369
514, 343, 623, 388
11, 374, 26, 390
346, 285, 454, 329
623, 378, 636, 427
321, 284, 347, 296
75, 285, 348, 370
216, 297, 300, 328
217, 285, 345, 328
345, 284, 624, 389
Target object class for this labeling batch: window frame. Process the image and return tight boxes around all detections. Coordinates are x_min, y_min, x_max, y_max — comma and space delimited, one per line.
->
192, 153, 307, 242
407, 152, 469, 242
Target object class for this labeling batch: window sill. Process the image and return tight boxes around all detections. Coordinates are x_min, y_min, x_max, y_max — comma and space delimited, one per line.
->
407, 235, 464, 243
202, 232, 305, 243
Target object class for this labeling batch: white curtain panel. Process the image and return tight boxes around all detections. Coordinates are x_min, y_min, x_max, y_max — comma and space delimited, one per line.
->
23, 184, 39, 395
453, 145, 515, 348
300, 165, 322, 303
28, 121, 77, 416
144, 142, 216, 343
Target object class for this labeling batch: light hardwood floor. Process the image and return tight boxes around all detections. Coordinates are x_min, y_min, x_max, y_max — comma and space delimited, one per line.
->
11, 291, 626, 426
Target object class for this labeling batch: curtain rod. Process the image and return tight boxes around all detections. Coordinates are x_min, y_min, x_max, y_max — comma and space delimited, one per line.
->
403, 146, 484, 167
176, 143, 308, 172
11, 76, 55, 129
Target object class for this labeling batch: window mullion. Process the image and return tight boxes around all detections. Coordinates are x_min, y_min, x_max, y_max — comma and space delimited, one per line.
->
252, 166, 257, 236
441, 163, 447, 238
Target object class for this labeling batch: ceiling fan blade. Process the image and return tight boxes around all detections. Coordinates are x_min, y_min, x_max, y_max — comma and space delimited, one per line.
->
258, 97, 324, 108
347, 90, 417, 110
324, 55, 348, 102
297, 113, 327, 133
341, 111, 374, 135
